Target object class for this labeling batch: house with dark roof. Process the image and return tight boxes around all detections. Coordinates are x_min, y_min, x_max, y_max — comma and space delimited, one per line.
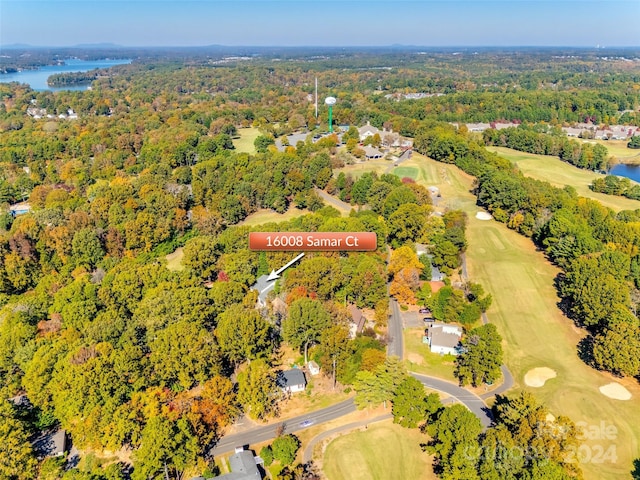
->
32, 429, 68, 459
347, 304, 366, 337
277, 369, 307, 394
425, 323, 463, 355
203, 447, 262, 480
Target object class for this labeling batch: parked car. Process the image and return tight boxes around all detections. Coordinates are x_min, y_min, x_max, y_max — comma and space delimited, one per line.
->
418, 308, 430, 314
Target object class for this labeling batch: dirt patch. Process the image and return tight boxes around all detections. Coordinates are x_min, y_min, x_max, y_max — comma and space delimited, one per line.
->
524, 367, 557, 387
407, 353, 424, 365
475, 211, 493, 220
599, 382, 632, 400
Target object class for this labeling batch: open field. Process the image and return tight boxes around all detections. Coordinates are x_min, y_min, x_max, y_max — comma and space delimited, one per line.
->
583, 139, 640, 164
334, 158, 391, 179
232, 127, 261, 153
402, 153, 640, 480
489, 146, 640, 212
323, 421, 436, 480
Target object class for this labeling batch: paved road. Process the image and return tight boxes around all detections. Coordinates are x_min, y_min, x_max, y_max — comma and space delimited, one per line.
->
411, 372, 493, 429
302, 414, 392, 463
211, 398, 356, 456
313, 188, 354, 213
387, 298, 404, 358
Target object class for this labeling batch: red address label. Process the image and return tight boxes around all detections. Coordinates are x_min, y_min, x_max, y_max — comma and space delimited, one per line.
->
249, 232, 377, 251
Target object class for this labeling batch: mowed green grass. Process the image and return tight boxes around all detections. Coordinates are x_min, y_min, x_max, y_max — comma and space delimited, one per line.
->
335, 158, 391, 179
403, 328, 457, 381
232, 127, 261, 153
392, 166, 419, 180
323, 421, 436, 480
408, 154, 640, 480
489, 146, 640, 212
585, 139, 640, 164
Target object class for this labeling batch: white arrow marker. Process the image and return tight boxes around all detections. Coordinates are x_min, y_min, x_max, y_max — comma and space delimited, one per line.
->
267, 253, 305, 281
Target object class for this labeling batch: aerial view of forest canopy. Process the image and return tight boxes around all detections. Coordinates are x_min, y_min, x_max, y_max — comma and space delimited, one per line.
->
1, 44, 640, 480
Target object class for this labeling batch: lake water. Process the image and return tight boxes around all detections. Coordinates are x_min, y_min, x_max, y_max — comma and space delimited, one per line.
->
609, 164, 640, 183
0, 58, 131, 91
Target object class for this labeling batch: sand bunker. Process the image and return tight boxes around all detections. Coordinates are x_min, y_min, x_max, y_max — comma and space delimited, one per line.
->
524, 367, 557, 387
475, 211, 493, 221
599, 382, 632, 400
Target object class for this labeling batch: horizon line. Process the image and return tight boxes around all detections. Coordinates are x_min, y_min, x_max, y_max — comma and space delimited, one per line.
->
2, 43, 640, 50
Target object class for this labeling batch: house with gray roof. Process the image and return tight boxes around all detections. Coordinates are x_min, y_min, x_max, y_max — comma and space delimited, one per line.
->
277, 369, 307, 394
358, 122, 381, 141
363, 145, 384, 159
206, 447, 262, 480
425, 323, 463, 355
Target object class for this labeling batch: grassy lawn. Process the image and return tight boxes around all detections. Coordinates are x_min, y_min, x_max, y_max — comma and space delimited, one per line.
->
489, 146, 640, 212
232, 127, 261, 153
392, 166, 419, 180
239, 207, 311, 227
165, 247, 184, 271
583, 139, 640, 164
335, 158, 391, 179
403, 328, 457, 382
409, 154, 640, 480
323, 421, 436, 480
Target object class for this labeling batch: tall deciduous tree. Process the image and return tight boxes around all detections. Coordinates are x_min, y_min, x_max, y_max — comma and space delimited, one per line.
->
592, 319, 640, 377
0, 401, 37, 480
426, 404, 482, 480
283, 298, 330, 364
132, 416, 199, 480
237, 359, 279, 420
455, 323, 503, 387
353, 356, 407, 409
216, 305, 273, 365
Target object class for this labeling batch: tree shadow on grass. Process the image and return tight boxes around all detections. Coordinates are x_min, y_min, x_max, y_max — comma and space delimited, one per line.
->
576, 335, 596, 369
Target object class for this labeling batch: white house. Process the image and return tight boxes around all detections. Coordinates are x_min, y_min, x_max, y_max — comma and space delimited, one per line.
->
277, 369, 307, 394
358, 121, 381, 142
426, 324, 463, 355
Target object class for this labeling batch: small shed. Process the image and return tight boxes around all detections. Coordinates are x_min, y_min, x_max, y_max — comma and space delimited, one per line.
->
307, 361, 320, 376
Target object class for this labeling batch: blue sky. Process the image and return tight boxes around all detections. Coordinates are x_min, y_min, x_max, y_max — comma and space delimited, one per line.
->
1, 1, 639, 47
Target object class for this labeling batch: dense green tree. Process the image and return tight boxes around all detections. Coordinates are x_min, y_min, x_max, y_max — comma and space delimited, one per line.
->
132, 416, 199, 480
216, 305, 273, 365
353, 356, 407, 409
272, 434, 301, 466
592, 319, 640, 377
455, 323, 503, 387
182, 235, 220, 280
71, 228, 104, 268
0, 401, 38, 480
392, 377, 441, 428
426, 404, 482, 480
283, 298, 330, 364
149, 320, 220, 390
237, 359, 279, 420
